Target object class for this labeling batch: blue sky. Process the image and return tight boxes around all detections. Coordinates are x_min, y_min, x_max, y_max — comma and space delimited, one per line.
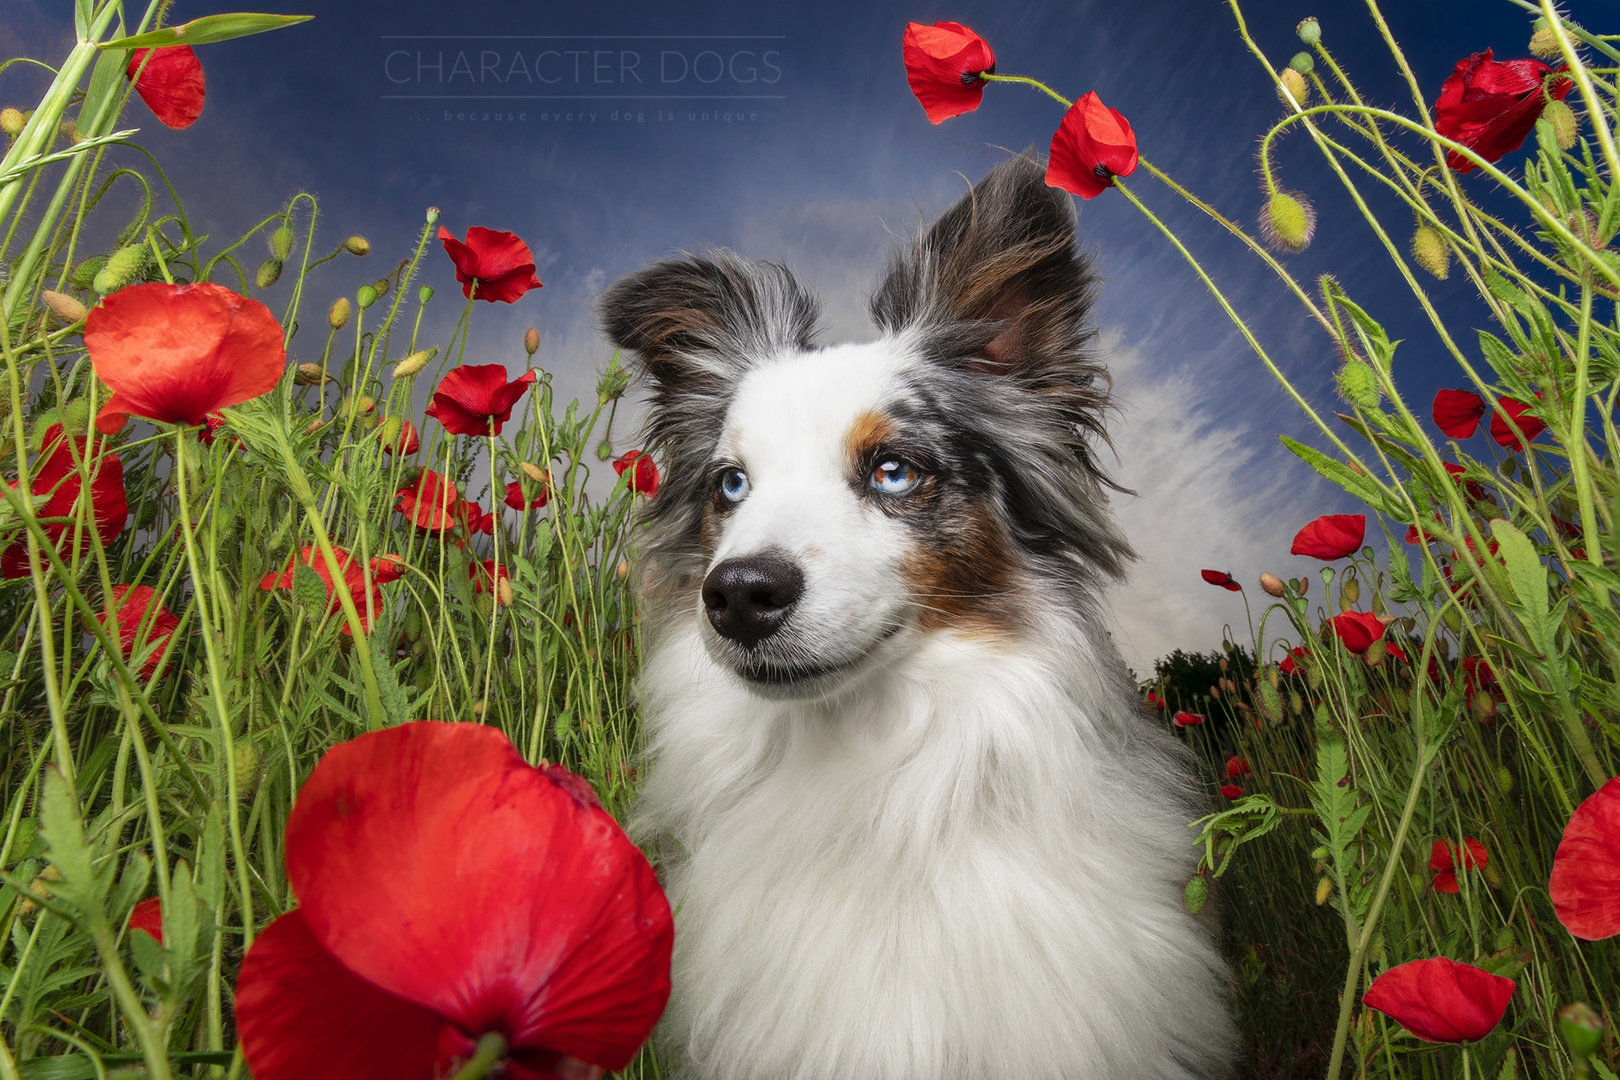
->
3, 0, 1601, 670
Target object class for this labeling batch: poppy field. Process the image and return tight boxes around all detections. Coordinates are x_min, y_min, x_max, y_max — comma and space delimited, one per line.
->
0, 1, 1618, 1079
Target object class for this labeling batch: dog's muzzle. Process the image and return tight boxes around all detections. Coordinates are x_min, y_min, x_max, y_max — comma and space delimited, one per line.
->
701, 554, 803, 648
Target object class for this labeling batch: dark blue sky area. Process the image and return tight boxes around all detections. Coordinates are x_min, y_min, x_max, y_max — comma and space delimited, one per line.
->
2, 0, 1604, 665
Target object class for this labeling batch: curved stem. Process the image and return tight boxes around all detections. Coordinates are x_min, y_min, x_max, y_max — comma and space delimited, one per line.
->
978, 72, 1071, 109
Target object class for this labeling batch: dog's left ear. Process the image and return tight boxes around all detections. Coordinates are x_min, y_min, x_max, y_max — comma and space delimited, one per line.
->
870, 154, 1100, 387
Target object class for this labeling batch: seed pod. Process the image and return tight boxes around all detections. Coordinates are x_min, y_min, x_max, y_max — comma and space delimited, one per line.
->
1289, 689, 1303, 713
40, 290, 89, 324
93, 244, 148, 294
1260, 572, 1286, 597
270, 222, 295, 261
1183, 876, 1209, 916
392, 349, 435, 379
328, 296, 351, 329
1278, 68, 1309, 107
1260, 189, 1316, 254
418, 284, 434, 304
1411, 225, 1450, 279
356, 285, 378, 310
1315, 876, 1334, 905
255, 258, 283, 289
425, 206, 440, 225
1289, 51, 1314, 74
1496, 764, 1513, 795
372, 277, 391, 298
344, 235, 371, 256
0, 107, 25, 138
1296, 17, 1320, 45
1471, 692, 1497, 723
1544, 99, 1578, 151
1337, 360, 1380, 411
1341, 577, 1360, 604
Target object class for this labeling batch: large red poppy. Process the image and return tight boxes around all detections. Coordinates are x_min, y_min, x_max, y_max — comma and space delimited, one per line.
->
259, 547, 405, 635
1432, 389, 1487, 439
1200, 569, 1242, 592
902, 22, 995, 124
1279, 646, 1312, 675
424, 365, 537, 437
85, 282, 286, 434
437, 226, 544, 304
1290, 514, 1365, 560
1428, 837, 1488, 894
1330, 611, 1389, 654
234, 722, 673, 1080
1363, 958, 1515, 1043
1046, 92, 1138, 199
1172, 711, 1205, 728
100, 584, 180, 679
1, 424, 127, 579
1550, 778, 1620, 940
125, 46, 205, 130
397, 470, 461, 532
1489, 395, 1546, 449
613, 450, 660, 497
1434, 50, 1571, 173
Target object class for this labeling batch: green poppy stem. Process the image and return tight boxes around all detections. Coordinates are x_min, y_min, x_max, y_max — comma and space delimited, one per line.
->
978, 72, 1071, 109
447, 1033, 507, 1080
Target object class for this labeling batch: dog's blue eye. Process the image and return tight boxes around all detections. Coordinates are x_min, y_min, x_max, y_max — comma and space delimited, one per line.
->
719, 468, 750, 503
870, 460, 920, 495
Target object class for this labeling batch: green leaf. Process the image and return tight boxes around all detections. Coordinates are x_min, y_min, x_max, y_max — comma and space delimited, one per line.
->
99, 13, 314, 51
38, 767, 107, 914
370, 635, 412, 727
19, 1054, 100, 1080
1279, 435, 1400, 517
1491, 519, 1555, 654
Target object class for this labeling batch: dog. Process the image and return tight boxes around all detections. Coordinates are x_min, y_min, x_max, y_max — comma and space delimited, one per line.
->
600, 154, 1235, 1080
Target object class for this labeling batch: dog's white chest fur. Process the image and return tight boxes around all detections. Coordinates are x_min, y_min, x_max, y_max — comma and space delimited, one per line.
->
635, 623, 1232, 1080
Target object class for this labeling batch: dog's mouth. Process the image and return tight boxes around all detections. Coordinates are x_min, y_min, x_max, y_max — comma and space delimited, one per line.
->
728, 622, 904, 689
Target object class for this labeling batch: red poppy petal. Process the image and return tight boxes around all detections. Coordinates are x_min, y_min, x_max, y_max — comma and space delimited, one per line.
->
1489, 397, 1546, 449
125, 46, 205, 129
1362, 958, 1514, 1043
285, 722, 672, 1069
1330, 611, 1387, 654
902, 22, 993, 124
236, 909, 449, 1080
1550, 777, 1620, 940
1290, 514, 1366, 560
1046, 92, 1138, 199
128, 896, 163, 943
1432, 389, 1487, 438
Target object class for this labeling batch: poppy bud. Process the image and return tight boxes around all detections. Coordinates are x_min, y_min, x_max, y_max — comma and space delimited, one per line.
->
1315, 876, 1334, 905
291, 564, 328, 615
1411, 225, 1450, 279
293, 362, 328, 386
255, 258, 283, 289
1257, 680, 1283, 724
525, 327, 540, 355
40, 290, 89, 324
1209, 684, 1221, 700
1296, 17, 1320, 45
376, 416, 402, 448
270, 223, 295, 261
1496, 765, 1513, 794
403, 608, 423, 639
328, 297, 351, 329
1289, 51, 1314, 74
1336, 360, 1380, 411
1260, 572, 1286, 597
1529, 26, 1560, 59
1471, 692, 1497, 723
1341, 577, 1360, 604
235, 740, 262, 795
1219, 657, 1229, 673
597, 438, 615, 462
1544, 99, 1578, 150
344, 235, 371, 257
1278, 68, 1309, 107
520, 461, 547, 485
1260, 190, 1316, 254
392, 349, 435, 379
69, 255, 105, 292
59, 398, 91, 436
1557, 1002, 1604, 1059
357, 285, 378, 310
0, 107, 24, 138
58, 119, 82, 144
372, 277, 391, 298
496, 578, 514, 606
425, 206, 440, 224
94, 244, 148, 294
1364, 639, 1386, 666
418, 284, 434, 304
617, 559, 630, 580
1311, 845, 1329, 862
1183, 876, 1209, 915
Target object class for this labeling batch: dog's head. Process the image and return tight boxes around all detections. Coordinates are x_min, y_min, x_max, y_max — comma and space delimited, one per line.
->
601, 155, 1131, 698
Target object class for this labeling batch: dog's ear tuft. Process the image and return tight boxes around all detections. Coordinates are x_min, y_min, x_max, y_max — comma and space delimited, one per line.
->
600, 250, 820, 394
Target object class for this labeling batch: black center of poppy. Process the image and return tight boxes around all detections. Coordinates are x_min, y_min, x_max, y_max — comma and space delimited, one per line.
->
1093, 164, 1113, 180
960, 62, 995, 85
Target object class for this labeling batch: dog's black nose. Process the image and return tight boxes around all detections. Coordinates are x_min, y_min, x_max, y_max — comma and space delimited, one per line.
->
702, 555, 803, 648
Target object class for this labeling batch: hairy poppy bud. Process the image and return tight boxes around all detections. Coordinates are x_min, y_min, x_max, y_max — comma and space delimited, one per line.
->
1336, 360, 1380, 411
1341, 577, 1360, 604
1557, 1003, 1603, 1060
1529, 25, 1560, 59
40, 290, 89, 324
344, 235, 371, 257
1296, 17, 1321, 45
392, 349, 434, 379
291, 564, 328, 615
595, 438, 614, 462
520, 461, 547, 485
328, 296, 351, 329
255, 258, 283, 289
372, 277, 391, 298
1289, 51, 1314, 74
1364, 639, 1386, 667
1260, 190, 1316, 254
418, 284, 434, 304
59, 398, 91, 436
1411, 225, 1449, 279
617, 559, 630, 580
357, 284, 378, 310
1257, 680, 1283, 724
69, 255, 105, 292
1183, 876, 1209, 915
1471, 692, 1497, 723
1496, 765, 1513, 795
1544, 99, 1578, 150
270, 223, 295, 261
1315, 876, 1334, 905
1278, 68, 1309, 107
1259, 572, 1286, 597
293, 362, 328, 386
496, 578, 514, 606
57, 119, 81, 144
524, 327, 540, 355
94, 244, 148, 294
0, 107, 24, 139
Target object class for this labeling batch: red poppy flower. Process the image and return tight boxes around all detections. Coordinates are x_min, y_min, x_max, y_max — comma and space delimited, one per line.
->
437, 226, 544, 304
1442, 461, 1489, 502
1384, 643, 1409, 663
1, 424, 128, 579
504, 479, 549, 511
1172, 711, 1205, 728
1144, 692, 1165, 710
469, 559, 512, 603
1330, 611, 1389, 655
128, 896, 164, 943
1434, 49, 1571, 173
1405, 515, 1445, 545
1219, 784, 1244, 800
100, 584, 180, 679
234, 722, 673, 1080
397, 470, 460, 532
125, 46, 205, 130
1290, 514, 1365, 560
1429, 837, 1489, 893
260, 547, 406, 635
1550, 778, 1620, 940
613, 450, 660, 497
1489, 395, 1546, 449
381, 421, 420, 456
460, 503, 496, 537
1363, 958, 1514, 1042
1200, 569, 1242, 592
1225, 756, 1251, 778
1432, 389, 1487, 438
424, 365, 538, 437
85, 282, 286, 434
1046, 92, 1139, 199
1279, 646, 1312, 676
902, 22, 995, 124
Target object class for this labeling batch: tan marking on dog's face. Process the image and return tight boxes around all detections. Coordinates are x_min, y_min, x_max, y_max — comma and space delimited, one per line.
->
842, 410, 895, 477
901, 504, 1018, 636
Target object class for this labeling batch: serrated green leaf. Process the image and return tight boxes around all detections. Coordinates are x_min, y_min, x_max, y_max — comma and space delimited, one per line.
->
38, 767, 105, 913
109, 850, 149, 923
100, 13, 313, 51
1491, 519, 1555, 654
370, 634, 411, 727
197, 804, 224, 913
1279, 436, 1400, 517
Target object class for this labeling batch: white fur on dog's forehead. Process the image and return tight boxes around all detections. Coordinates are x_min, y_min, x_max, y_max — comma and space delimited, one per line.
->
719, 341, 911, 460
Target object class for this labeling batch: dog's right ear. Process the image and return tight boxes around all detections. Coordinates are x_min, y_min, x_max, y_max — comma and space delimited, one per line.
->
599, 249, 820, 395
